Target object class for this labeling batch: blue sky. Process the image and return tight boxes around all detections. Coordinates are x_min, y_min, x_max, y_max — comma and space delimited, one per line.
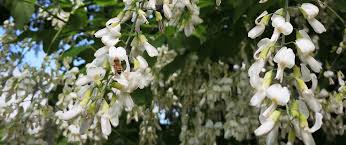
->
1, 27, 45, 68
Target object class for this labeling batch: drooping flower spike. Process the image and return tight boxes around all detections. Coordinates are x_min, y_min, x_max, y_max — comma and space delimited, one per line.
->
247, 2, 327, 145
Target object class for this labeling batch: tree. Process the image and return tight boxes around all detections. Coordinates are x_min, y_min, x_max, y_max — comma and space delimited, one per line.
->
0, 0, 346, 144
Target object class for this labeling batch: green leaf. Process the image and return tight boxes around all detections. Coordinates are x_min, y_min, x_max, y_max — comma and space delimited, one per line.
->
62, 45, 91, 58
334, 0, 346, 13
10, 0, 36, 28
36, 29, 60, 53
66, 8, 87, 30
94, 0, 117, 6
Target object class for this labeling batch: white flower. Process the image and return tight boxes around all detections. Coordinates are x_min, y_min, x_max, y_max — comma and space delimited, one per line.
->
296, 30, 316, 56
295, 30, 322, 73
163, 0, 172, 19
76, 66, 106, 86
301, 63, 311, 81
134, 55, 149, 70
302, 89, 321, 112
303, 56, 322, 73
68, 124, 80, 134
319, 89, 329, 97
216, 0, 221, 6
323, 70, 334, 78
94, 46, 109, 58
266, 84, 290, 106
324, 70, 335, 85
254, 110, 281, 136
134, 10, 149, 31
310, 74, 318, 91
266, 124, 279, 145
291, 119, 316, 145
109, 101, 123, 127
248, 59, 266, 88
259, 0, 268, 3
296, 39, 315, 55
99, 101, 112, 138
248, 25, 265, 39
307, 112, 323, 133
253, 38, 273, 60
93, 46, 111, 67
248, 11, 270, 39
300, 3, 319, 19
270, 15, 293, 42
301, 129, 316, 145
95, 18, 121, 46
52, 10, 70, 28
250, 70, 273, 107
300, 3, 326, 34
123, 0, 132, 8
146, 0, 156, 10
184, 23, 194, 37
118, 93, 134, 111
131, 34, 158, 57
56, 104, 83, 120
308, 19, 326, 34
273, 47, 295, 82
182, 15, 203, 36
109, 46, 130, 72
114, 67, 152, 93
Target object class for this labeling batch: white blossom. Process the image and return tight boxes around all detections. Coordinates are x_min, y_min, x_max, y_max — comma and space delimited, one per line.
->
131, 34, 158, 57
266, 84, 290, 106
270, 14, 293, 42
248, 11, 270, 39
273, 47, 295, 82
250, 70, 273, 107
95, 18, 121, 46
300, 3, 326, 34
254, 110, 281, 136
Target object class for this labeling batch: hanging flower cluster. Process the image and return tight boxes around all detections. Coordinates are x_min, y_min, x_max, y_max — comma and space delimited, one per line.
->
248, 2, 327, 145
53, 0, 176, 142
317, 70, 346, 138
0, 58, 59, 144
167, 0, 203, 36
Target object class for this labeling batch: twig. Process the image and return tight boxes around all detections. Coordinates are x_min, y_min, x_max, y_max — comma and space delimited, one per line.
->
326, 5, 346, 26
125, 0, 146, 52
24, 0, 68, 24
281, 0, 289, 46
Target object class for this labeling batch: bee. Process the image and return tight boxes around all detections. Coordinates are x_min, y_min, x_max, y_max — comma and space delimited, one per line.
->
113, 58, 123, 75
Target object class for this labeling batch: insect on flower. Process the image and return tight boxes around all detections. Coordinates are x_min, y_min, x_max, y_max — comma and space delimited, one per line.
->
113, 58, 123, 75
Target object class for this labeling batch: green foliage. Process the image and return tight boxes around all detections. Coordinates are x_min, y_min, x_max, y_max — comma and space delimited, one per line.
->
4, 0, 36, 28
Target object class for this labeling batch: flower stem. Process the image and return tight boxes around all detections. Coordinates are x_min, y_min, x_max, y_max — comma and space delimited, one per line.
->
281, 0, 289, 46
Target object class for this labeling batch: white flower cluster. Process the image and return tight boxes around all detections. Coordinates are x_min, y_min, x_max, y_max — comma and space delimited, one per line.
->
167, 0, 203, 36
248, 3, 327, 145
151, 54, 259, 145
317, 71, 346, 138
55, 0, 161, 142
38, 0, 84, 28
0, 66, 57, 144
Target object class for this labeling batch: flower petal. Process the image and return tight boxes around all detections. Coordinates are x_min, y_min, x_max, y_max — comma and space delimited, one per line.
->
308, 112, 323, 133
307, 18, 326, 34
143, 42, 158, 57
250, 90, 266, 107
254, 118, 275, 136
94, 28, 108, 38
304, 56, 322, 73
101, 116, 112, 137
248, 25, 265, 39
